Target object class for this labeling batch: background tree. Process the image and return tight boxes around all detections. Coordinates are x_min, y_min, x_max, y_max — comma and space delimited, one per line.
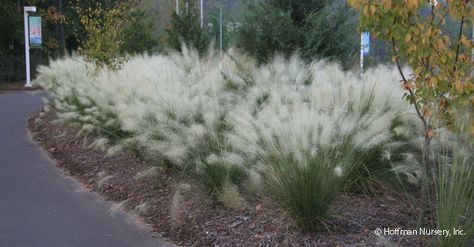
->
348, 0, 474, 137
236, 3, 301, 62
121, 0, 160, 54
74, 1, 139, 70
348, 0, 474, 237
236, 0, 358, 67
166, 1, 210, 55
0, 3, 23, 82
303, 1, 359, 65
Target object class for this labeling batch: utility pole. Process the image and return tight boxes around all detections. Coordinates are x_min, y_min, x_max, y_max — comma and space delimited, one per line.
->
219, 6, 223, 54
176, 0, 179, 14
24, 6, 37, 88
360, 33, 364, 73
200, 0, 204, 28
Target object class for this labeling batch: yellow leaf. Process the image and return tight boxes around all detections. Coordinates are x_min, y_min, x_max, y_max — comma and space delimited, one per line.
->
406, 0, 418, 10
435, 39, 445, 50
428, 77, 438, 87
415, 66, 423, 74
460, 36, 471, 47
363, 5, 369, 16
370, 5, 376, 15
454, 80, 464, 93
405, 34, 412, 43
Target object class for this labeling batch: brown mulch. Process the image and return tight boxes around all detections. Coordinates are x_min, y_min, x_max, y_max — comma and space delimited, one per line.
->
28, 108, 427, 247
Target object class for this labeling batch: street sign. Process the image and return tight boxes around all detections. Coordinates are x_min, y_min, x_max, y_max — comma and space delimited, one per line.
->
28, 16, 42, 48
362, 32, 370, 55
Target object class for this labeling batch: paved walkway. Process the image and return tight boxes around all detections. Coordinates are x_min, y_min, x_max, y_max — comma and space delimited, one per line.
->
0, 91, 171, 247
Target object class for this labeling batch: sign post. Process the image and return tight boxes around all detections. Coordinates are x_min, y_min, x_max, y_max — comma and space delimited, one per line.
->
24, 6, 37, 88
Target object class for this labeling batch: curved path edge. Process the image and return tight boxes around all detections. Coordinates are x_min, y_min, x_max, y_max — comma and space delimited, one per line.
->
0, 91, 173, 247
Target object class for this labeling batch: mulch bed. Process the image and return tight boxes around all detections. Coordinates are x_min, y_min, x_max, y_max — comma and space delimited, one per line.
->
28, 108, 426, 246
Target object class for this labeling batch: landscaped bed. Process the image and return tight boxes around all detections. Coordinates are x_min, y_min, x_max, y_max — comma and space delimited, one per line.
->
29, 108, 423, 246
30, 48, 473, 246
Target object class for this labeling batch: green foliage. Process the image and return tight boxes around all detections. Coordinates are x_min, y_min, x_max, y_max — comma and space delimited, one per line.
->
166, 1, 209, 55
0, 3, 21, 50
435, 122, 474, 247
237, 0, 358, 66
195, 161, 247, 200
303, 2, 358, 66
121, 3, 160, 54
350, 2, 474, 243
349, 0, 474, 135
265, 150, 343, 232
0, 3, 21, 82
264, 0, 329, 26
236, 4, 301, 62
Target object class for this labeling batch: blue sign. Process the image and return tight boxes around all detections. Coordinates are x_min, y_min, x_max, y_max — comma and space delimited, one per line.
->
29, 16, 42, 48
362, 32, 370, 55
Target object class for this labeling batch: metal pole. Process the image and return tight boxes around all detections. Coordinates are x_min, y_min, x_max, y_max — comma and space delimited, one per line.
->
24, 7, 37, 87
200, 0, 203, 28
176, 0, 179, 14
24, 6, 36, 87
360, 33, 364, 74
24, 8, 30, 87
219, 6, 223, 55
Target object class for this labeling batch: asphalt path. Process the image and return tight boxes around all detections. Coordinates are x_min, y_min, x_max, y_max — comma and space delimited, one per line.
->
0, 91, 172, 247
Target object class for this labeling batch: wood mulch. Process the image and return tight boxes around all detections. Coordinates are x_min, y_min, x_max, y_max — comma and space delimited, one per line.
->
28, 108, 428, 246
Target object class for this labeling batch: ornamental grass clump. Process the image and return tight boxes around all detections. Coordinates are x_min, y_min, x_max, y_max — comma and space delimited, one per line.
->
36, 47, 253, 201
225, 57, 420, 230
36, 49, 421, 232
36, 57, 126, 142
433, 120, 474, 247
